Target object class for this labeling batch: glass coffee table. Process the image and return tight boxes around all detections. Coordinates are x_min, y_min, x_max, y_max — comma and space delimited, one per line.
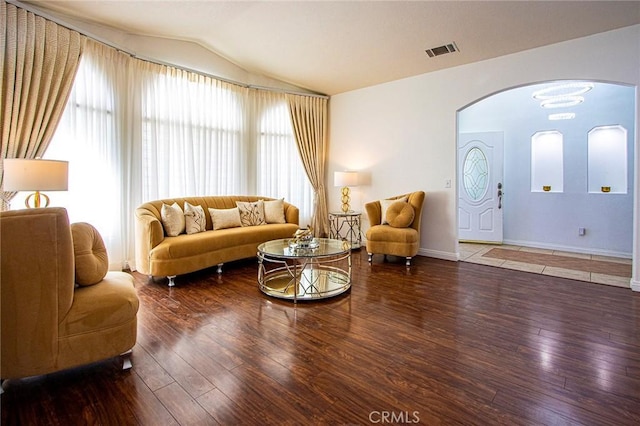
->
257, 238, 352, 302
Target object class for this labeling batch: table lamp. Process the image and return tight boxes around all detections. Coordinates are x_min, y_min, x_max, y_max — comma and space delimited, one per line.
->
334, 171, 359, 213
3, 158, 69, 208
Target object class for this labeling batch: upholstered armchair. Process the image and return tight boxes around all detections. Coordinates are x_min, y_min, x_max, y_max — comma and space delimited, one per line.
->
364, 191, 425, 266
0, 208, 139, 384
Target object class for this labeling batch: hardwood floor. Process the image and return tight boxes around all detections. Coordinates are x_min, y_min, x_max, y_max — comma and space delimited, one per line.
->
2, 251, 639, 425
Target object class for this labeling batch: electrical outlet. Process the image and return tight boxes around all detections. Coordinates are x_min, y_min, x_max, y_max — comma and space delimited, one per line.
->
579, 227, 586, 236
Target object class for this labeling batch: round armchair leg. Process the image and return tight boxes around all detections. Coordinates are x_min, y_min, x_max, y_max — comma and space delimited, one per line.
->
405, 257, 412, 267
121, 350, 133, 370
167, 275, 176, 287
367, 253, 373, 263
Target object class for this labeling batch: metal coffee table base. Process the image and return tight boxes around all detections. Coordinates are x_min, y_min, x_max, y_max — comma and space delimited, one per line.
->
258, 254, 351, 302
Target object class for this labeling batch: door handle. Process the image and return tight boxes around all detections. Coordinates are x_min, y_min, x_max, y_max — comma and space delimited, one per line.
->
497, 183, 503, 209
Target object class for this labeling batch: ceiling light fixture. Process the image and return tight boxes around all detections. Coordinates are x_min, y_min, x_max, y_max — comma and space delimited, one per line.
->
548, 112, 576, 121
540, 96, 584, 109
532, 82, 594, 100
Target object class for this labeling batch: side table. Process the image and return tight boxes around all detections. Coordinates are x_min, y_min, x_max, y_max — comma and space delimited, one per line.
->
329, 211, 362, 249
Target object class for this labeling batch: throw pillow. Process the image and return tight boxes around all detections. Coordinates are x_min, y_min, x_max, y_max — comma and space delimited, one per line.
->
263, 198, 286, 224
380, 196, 408, 224
385, 201, 415, 228
184, 202, 206, 234
70, 222, 109, 286
161, 202, 185, 236
209, 207, 242, 230
236, 200, 266, 226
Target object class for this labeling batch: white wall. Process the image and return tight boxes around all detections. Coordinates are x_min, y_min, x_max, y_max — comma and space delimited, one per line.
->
329, 25, 640, 289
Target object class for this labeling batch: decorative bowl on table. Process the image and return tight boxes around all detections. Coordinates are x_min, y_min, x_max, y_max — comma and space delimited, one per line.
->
289, 227, 318, 250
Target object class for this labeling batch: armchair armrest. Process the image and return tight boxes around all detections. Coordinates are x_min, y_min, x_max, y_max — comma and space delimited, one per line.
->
284, 203, 299, 226
365, 201, 382, 226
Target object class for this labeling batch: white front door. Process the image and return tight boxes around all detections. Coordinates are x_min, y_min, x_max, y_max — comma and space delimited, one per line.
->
458, 132, 504, 243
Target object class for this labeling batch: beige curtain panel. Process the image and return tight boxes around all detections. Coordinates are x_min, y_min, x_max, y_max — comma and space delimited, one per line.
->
1, 1, 85, 210
287, 94, 329, 237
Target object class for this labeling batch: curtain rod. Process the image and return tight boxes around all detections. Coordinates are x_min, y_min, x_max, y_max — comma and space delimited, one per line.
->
6, 0, 329, 100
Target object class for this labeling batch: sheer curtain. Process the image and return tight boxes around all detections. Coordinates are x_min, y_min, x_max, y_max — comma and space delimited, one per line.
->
141, 67, 248, 199
42, 39, 132, 269
254, 90, 314, 225
11, 20, 323, 270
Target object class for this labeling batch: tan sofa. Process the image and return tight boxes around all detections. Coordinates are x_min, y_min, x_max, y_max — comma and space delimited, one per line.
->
135, 196, 300, 286
0, 208, 139, 382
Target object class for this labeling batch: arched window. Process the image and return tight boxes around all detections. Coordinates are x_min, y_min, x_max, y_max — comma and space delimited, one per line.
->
257, 99, 314, 224
29, 44, 126, 266
141, 71, 245, 198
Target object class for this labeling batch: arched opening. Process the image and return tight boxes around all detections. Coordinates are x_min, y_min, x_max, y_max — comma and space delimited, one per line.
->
457, 80, 636, 286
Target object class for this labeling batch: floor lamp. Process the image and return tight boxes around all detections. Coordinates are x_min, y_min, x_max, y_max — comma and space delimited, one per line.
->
3, 159, 69, 208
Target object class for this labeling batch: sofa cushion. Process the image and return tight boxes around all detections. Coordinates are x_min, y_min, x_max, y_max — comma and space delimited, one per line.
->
71, 222, 109, 286
386, 201, 415, 228
151, 223, 299, 260
60, 271, 139, 338
209, 207, 242, 230
184, 202, 206, 234
366, 224, 419, 244
264, 198, 286, 224
236, 200, 266, 226
161, 202, 185, 236
380, 196, 408, 225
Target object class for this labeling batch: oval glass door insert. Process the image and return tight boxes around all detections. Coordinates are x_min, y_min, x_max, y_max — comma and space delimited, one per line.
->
463, 146, 489, 201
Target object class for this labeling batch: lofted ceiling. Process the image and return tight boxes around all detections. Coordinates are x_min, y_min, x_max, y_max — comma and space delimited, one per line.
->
19, 0, 640, 96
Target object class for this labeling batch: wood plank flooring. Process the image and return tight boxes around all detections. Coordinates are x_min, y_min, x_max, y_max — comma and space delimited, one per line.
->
2, 251, 639, 425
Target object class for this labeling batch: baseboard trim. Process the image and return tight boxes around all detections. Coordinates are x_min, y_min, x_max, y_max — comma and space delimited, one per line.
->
418, 248, 458, 261
631, 279, 640, 292
502, 239, 632, 259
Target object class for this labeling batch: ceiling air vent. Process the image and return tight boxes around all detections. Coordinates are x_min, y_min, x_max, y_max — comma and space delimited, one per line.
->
425, 42, 458, 58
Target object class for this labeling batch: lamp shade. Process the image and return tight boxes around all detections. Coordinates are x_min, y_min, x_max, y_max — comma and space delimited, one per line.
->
3, 159, 69, 191
334, 171, 359, 187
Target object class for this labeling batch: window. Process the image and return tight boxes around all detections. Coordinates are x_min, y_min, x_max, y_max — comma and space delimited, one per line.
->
32, 42, 317, 269
33, 48, 127, 267
141, 71, 245, 199
257, 100, 314, 224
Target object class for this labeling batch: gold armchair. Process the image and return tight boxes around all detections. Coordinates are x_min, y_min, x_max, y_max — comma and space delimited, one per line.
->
364, 191, 425, 266
0, 208, 139, 384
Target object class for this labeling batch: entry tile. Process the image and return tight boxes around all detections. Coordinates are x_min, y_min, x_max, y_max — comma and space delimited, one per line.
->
501, 260, 545, 274
591, 273, 631, 288
542, 266, 590, 282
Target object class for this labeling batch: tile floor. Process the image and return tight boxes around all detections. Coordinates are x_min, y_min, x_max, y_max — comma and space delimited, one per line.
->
459, 242, 632, 288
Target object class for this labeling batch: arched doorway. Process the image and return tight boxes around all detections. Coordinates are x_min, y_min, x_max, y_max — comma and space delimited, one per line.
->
457, 80, 636, 285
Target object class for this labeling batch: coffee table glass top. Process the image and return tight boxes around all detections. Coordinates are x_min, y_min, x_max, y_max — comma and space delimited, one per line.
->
258, 238, 351, 259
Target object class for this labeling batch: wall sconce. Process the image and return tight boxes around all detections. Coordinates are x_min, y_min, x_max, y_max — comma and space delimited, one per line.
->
334, 171, 359, 213
3, 158, 69, 208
